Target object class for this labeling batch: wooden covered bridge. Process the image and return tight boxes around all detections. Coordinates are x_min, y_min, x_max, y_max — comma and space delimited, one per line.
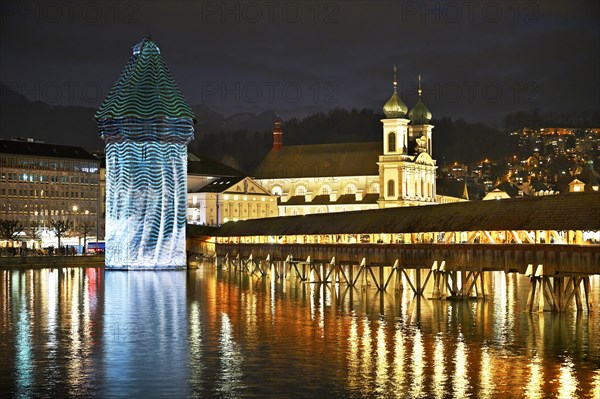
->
187, 192, 600, 312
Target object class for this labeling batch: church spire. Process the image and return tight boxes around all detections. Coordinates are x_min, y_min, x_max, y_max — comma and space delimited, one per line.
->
408, 74, 432, 125
383, 65, 407, 118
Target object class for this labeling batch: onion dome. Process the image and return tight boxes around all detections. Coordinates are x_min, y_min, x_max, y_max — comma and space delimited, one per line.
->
383, 66, 408, 118
409, 75, 432, 124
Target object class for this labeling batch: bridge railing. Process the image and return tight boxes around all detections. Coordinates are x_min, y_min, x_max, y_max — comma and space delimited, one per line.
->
214, 242, 600, 275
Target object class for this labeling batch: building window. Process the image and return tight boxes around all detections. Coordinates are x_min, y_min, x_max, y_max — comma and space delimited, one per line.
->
295, 185, 307, 196
272, 186, 282, 196
370, 183, 380, 194
345, 183, 357, 194
388, 132, 396, 152
387, 179, 395, 198
291, 208, 299, 216
321, 184, 332, 195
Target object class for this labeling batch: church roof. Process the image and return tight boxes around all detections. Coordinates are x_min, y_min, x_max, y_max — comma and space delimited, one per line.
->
408, 98, 432, 124
253, 142, 381, 179
95, 36, 195, 121
383, 92, 408, 118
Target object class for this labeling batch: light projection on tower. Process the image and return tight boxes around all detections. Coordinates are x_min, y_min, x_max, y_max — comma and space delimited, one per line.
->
96, 36, 195, 269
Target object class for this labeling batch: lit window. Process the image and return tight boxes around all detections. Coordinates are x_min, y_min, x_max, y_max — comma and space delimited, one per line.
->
295, 186, 306, 196
272, 186, 282, 196
321, 184, 332, 195
345, 184, 357, 194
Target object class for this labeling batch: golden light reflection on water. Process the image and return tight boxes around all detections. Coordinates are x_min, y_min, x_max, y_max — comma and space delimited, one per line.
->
391, 324, 406, 397
411, 328, 425, 398
433, 334, 446, 399
374, 318, 388, 396
453, 332, 470, 399
479, 345, 494, 399
557, 356, 578, 399
591, 370, 600, 399
360, 316, 373, 394
525, 354, 544, 399
346, 312, 360, 392
1, 267, 600, 398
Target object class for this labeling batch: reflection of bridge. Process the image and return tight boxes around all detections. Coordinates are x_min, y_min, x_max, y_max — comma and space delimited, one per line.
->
188, 193, 600, 312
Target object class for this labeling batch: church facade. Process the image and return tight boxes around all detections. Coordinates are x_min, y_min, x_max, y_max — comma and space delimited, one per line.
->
254, 72, 443, 216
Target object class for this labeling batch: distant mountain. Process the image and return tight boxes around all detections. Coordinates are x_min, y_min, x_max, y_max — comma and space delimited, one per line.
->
1, 81, 516, 173
0, 82, 279, 152
0, 82, 103, 151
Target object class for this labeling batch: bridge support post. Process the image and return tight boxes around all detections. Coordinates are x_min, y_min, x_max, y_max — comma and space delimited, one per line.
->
526, 264, 593, 313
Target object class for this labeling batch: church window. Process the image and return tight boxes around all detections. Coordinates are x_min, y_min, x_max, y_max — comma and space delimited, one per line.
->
387, 179, 395, 198
271, 186, 282, 196
345, 183, 357, 194
388, 132, 396, 152
295, 185, 307, 196
321, 184, 332, 195
370, 183, 380, 194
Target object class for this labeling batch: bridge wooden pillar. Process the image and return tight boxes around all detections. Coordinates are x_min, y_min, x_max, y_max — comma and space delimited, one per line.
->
525, 264, 593, 313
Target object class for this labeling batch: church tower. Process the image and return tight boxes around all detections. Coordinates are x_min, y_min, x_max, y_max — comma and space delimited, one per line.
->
378, 70, 437, 208
408, 75, 433, 156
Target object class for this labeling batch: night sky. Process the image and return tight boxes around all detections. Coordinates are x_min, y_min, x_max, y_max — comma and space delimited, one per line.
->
1, 0, 599, 125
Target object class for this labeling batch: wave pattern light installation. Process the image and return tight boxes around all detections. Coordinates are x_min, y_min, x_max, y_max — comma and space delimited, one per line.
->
96, 37, 195, 269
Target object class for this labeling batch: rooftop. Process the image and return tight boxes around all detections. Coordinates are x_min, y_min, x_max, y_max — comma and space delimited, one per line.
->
188, 153, 245, 177
95, 36, 195, 121
211, 192, 600, 236
254, 142, 381, 179
0, 139, 98, 161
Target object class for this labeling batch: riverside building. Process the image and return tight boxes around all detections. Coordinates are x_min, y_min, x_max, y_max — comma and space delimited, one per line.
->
0, 138, 101, 248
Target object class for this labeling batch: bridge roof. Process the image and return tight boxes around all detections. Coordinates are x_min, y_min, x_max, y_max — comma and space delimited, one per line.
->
211, 193, 600, 236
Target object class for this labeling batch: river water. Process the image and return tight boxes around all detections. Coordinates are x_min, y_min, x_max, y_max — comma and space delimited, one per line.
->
1, 265, 599, 398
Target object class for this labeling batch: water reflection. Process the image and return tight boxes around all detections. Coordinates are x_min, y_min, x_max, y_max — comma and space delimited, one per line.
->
432, 333, 446, 399
0, 266, 599, 398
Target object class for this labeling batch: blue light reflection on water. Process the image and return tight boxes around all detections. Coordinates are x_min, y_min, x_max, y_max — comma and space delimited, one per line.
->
0, 267, 599, 398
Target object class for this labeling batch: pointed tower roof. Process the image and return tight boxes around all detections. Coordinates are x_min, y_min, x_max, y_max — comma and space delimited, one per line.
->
95, 36, 195, 120
408, 74, 432, 124
383, 66, 408, 118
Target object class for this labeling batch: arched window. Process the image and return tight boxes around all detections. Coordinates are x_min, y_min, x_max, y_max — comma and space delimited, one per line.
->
387, 179, 395, 198
295, 185, 307, 196
388, 132, 396, 152
291, 208, 299, 216
271, 186, 282, 196
321, 184, 332, 195
370, 182, 380, 194
345, 183, 357, 194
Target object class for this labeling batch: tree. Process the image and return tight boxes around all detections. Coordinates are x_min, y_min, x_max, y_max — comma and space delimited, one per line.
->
76, 220, 95, 254
24, 221, 42, 246
0, 219, 24, 245
50, 219, 73, 251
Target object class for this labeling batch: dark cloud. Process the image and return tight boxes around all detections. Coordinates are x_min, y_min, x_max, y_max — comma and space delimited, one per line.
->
0, 0, 598, 124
